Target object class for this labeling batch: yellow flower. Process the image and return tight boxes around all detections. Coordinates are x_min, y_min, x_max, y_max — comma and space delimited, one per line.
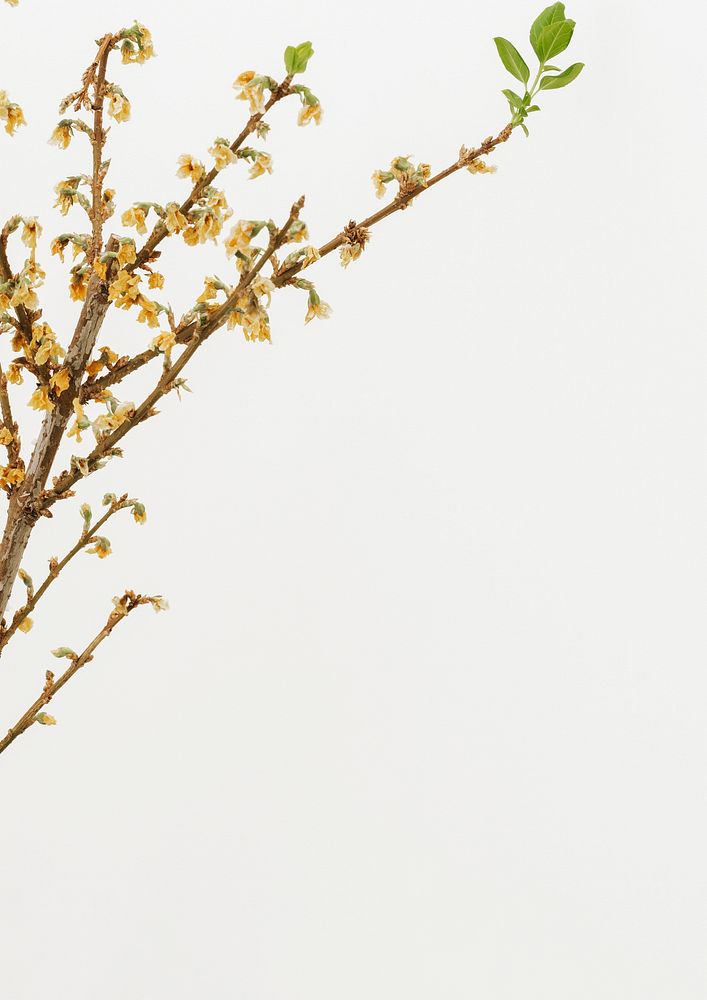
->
109, 270, 141, 308
21, 218, 42, 252
10, 281, 39, 311
165, 203, 188, 234
7, 364, 23, 386
297, 103, 322, 127
234, 70, 255, 87
148, 271, 164, 290
35, 713, 57, 726
103, 189, 116, 219
0, 428, 13, 446
0, 465, 25, 487
67, 398, 86, 442
225, 220, 255, 256
98, 345, 120, 366
467, 158, 497, 175
1, 101, 26, 136
50, 237, 67, 262
287, 220, 308, 244
54, 182, 77, 216
176, 154, 205, 184
18, 617, 34, 633
151, 329, 176, 354
69, 271, 88, 302
121, 208, 147, 236
87, 537, 112, 558
32, 322, 58, 366
117, 239, 138, 265
107, 91, 131, 123
371, 170, 390, 199
197, 277, 220, 303
340, 243, 362, 268
248, 151, 273, 180
210, 141, 236, 171
29, 386, 54, 412
302, 245, 321, 267
50, 368, 70, 396
132, 503, 147, 525
136, 296, 160, 328
234, 72, 265, 114
304, 295, 332, 324
49, 123, 73, 149
93, 260, 107, 281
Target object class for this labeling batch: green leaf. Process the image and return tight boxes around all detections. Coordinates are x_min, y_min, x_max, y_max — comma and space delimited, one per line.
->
520, 123, 530, 137
284, 41, 314, 75
530, 4, 567, 59
539, 62, 584, 90
493, 37, 530, 84
52, 647, 76, 659
502, 88, 524, 110
536, 19, 575, 60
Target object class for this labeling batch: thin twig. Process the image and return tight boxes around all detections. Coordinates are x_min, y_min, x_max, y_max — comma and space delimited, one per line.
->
0, 591, 159, 757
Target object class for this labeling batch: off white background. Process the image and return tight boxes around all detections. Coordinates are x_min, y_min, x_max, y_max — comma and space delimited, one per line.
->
1, 0, 705, 996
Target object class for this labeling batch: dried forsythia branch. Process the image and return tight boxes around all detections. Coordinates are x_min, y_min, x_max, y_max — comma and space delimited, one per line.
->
0, 7, 584, 757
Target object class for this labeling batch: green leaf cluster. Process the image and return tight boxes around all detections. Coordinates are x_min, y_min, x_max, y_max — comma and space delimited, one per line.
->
284, 41, 314, 75
493, 4, 584, 136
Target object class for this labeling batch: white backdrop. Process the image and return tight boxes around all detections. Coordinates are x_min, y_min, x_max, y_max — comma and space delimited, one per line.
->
1, 1, 705, 997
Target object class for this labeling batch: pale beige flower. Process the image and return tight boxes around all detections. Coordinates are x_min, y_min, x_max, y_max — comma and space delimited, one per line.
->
176, 154, 205, 184
297, 103, 322, 127
121, 207, 147, 235
248, 151, 273, 180
210, 141, 237, 171
28, 386, 54, 412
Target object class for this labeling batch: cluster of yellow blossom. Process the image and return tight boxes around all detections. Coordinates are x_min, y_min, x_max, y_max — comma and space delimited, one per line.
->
0, 434, 25, 490
371, 156, 431, 200
119, 23, 155, 65
50, 232, 89, 263
0, 89, 25, 135
226, 285, 273, 343
1, 258, 44, 314
27, 321, 65, 368
233, 71, 275, 115
224, 220, 259, 257
3, 1, 20, 7
182, 189, 231, 245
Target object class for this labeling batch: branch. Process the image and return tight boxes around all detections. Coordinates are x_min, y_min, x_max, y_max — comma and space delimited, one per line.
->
132, 74, 295, 271
0, 590, 164, 757
82, 124, 513, 401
